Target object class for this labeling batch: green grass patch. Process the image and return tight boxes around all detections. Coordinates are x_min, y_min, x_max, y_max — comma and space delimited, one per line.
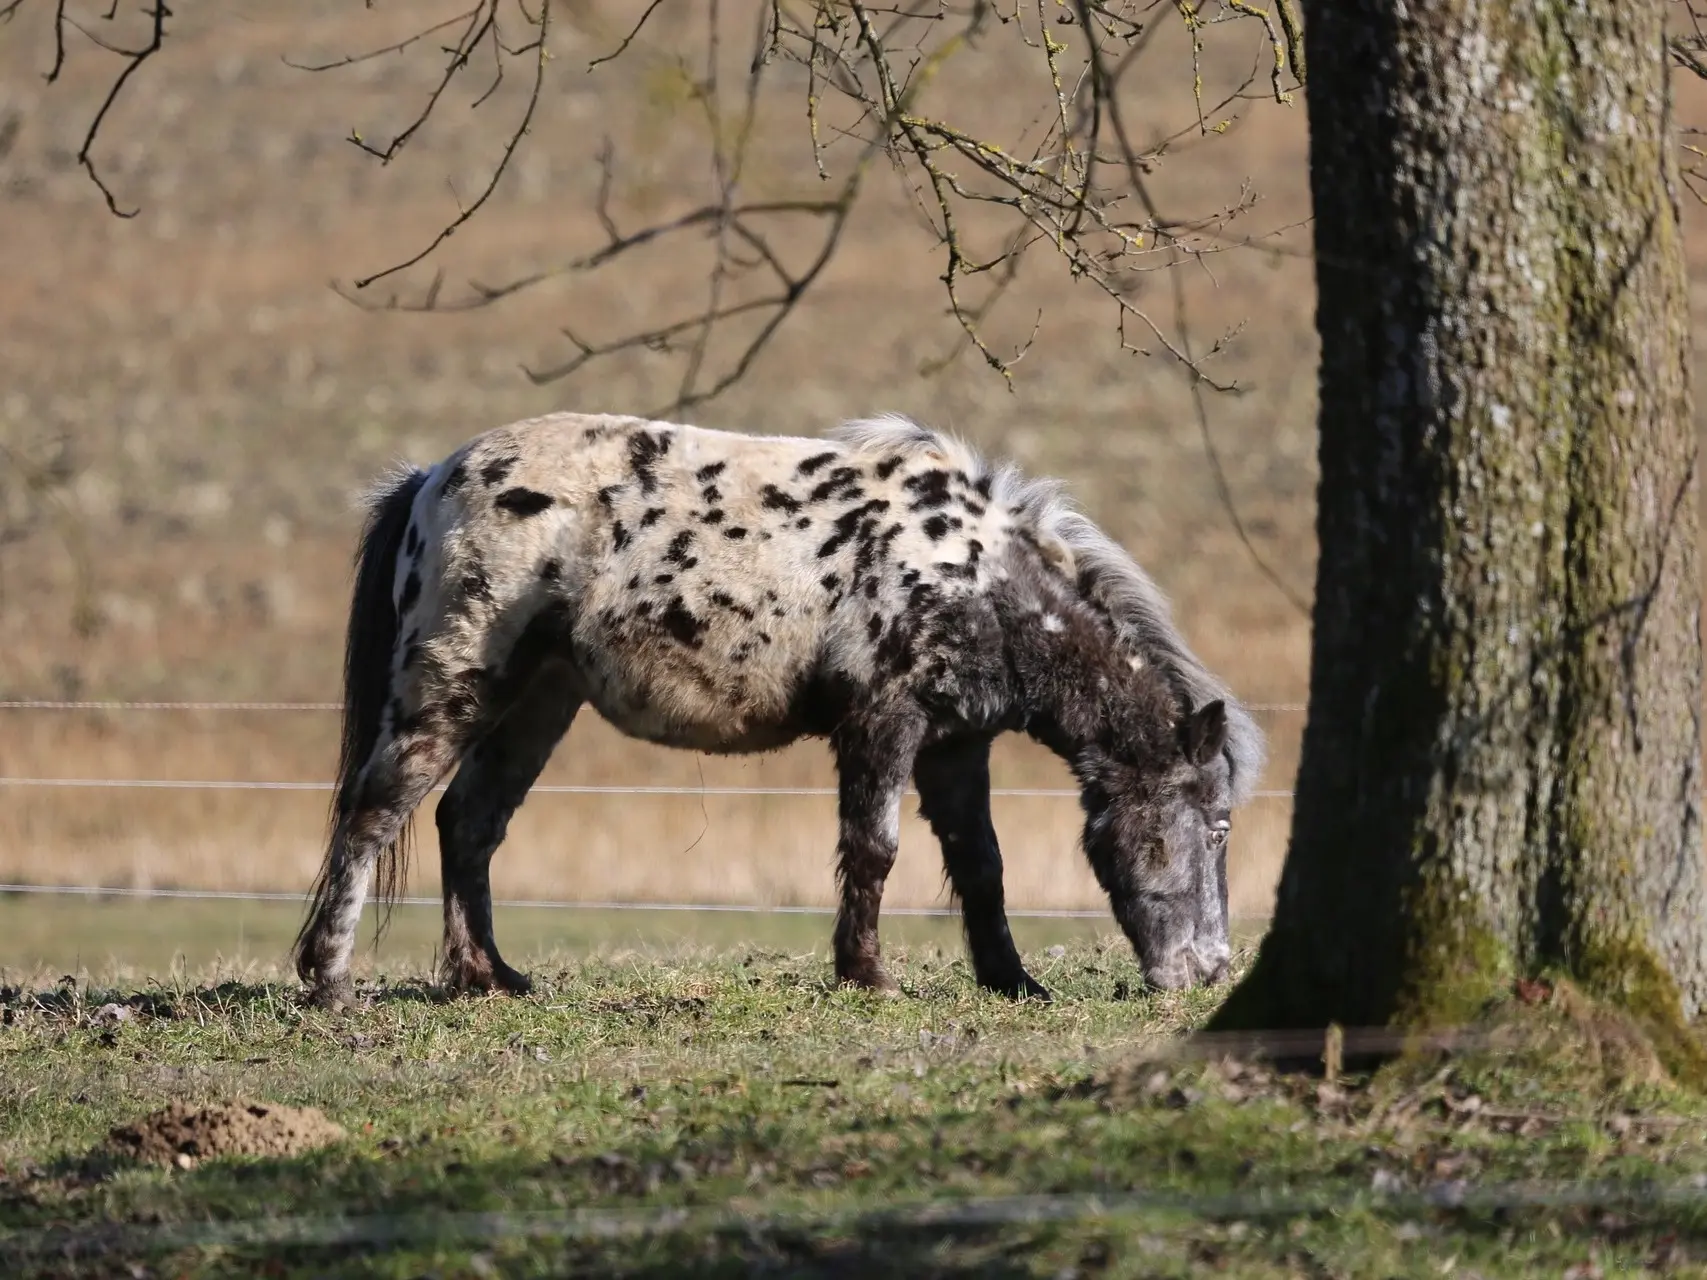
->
3, 942, 1706, 1278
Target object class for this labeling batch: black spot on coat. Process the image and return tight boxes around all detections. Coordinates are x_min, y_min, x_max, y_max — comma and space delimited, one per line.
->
462, 568, 492, 601
481, 456, 517, 487
808, 467, 861, 504
903, 469, 952, 511
659, 596, 707, 647
495, 487, 555, 517
761, 485, 802, 514
817, 498, 890, 559
666, 530, 696, 565
797, 451, 838, 476
628, 431, 671, 494
710, 589, 757, 621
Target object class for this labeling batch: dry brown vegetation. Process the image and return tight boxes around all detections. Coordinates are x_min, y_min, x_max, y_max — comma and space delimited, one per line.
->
1, 3, 1703, 924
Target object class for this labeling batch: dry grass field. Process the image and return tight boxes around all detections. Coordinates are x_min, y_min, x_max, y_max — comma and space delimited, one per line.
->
1, 3, 1704, 944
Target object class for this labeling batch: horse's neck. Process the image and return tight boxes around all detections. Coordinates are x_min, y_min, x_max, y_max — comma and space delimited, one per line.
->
1017, 613, 1184, 773
1012, 620, 1118, 756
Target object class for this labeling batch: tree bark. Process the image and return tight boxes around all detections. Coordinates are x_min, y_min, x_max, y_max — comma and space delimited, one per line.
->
1215, 0, 1707, 1038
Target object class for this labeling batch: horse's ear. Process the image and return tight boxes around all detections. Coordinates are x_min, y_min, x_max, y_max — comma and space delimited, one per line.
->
1182, 700, 1229, 767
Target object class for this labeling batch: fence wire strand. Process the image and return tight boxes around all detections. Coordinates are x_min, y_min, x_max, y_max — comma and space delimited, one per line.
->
0, 696, 1295, 912
0, 881, 1186, 920
0, 776, 1295, 798
2, 700, 1316, 713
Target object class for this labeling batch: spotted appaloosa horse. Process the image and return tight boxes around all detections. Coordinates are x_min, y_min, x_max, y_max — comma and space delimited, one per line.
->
293, 412, 1265, 1008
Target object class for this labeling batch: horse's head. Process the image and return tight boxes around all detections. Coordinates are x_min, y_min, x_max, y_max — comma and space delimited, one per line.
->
1078, 699, 1234, 991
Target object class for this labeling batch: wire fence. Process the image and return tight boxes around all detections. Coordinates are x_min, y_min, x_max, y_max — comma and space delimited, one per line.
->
0, 698, 1304, 797
0, 777, 1297, 799
3, 700, 1310, 712
0, 881, 1148, 919
0, 697, 1306, 914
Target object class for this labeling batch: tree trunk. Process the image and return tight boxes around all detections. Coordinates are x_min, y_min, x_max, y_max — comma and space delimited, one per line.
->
1214, 0, 1707, 1040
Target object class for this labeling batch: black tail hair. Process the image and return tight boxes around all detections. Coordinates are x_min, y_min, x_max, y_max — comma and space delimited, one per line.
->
294, 465, 431, 964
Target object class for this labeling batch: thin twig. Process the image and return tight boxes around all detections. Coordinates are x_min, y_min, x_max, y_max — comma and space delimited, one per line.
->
56, 0, 171, 217
352, 2, 553, 289
589, 0, 669, 71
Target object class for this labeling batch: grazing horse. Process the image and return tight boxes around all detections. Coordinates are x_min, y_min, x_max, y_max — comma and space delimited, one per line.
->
293, 412, 1264, 1008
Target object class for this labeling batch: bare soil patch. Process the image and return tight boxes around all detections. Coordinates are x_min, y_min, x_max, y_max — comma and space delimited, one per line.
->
107, 1098, 346, 1167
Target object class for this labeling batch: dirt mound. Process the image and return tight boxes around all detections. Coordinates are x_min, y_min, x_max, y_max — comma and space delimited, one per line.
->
109, 1099, 346, 1167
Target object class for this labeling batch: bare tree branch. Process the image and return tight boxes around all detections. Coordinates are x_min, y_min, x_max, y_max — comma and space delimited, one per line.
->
29, 0, 1315, 597
33, 0, 1307, 404
346, 2, 553, 288
588, 0, 670, 71
281, 9, 477, 74
44, 0, 171, 218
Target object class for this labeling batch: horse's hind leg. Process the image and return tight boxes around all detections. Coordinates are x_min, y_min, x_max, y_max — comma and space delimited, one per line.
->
436, 665, 581, 996
296, 697, 474, 1008
830, 713, 926, 994
913, 736, 1049, 1001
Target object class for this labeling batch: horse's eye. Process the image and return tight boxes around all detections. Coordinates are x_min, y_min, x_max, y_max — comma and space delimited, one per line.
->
1209, 819, 1231, 846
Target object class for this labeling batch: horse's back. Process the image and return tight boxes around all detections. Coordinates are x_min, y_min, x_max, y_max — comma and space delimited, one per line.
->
405, 412, 1049, 751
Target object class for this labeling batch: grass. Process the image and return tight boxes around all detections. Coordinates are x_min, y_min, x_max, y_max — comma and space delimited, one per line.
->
4, 941, 1707, 1278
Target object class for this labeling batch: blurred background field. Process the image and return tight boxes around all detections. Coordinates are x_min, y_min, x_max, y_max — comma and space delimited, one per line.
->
2, 2, 1705, 976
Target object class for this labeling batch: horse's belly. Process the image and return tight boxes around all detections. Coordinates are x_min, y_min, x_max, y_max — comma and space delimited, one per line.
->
575, 650, 810, 755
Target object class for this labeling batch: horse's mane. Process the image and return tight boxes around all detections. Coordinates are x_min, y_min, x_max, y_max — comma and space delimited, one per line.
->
830, 415, 1267, 804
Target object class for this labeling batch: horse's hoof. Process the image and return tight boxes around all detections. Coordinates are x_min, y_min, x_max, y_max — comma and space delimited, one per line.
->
837, 969, 902, 998
444, 958, 534, 998
304, 980, 354, 1011
985, 972, 1052, 1002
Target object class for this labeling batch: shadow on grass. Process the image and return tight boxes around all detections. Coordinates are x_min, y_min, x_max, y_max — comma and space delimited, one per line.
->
538, 1224, 1066, 1278
12, 1132, 1707, 1280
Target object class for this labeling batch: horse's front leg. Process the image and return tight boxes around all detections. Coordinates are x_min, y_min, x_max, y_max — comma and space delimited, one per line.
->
829, 713, 926, 994
913, 735, 1050, 1001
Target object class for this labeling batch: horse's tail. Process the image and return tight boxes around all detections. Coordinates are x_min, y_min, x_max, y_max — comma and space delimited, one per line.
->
295, 465, 431, 964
